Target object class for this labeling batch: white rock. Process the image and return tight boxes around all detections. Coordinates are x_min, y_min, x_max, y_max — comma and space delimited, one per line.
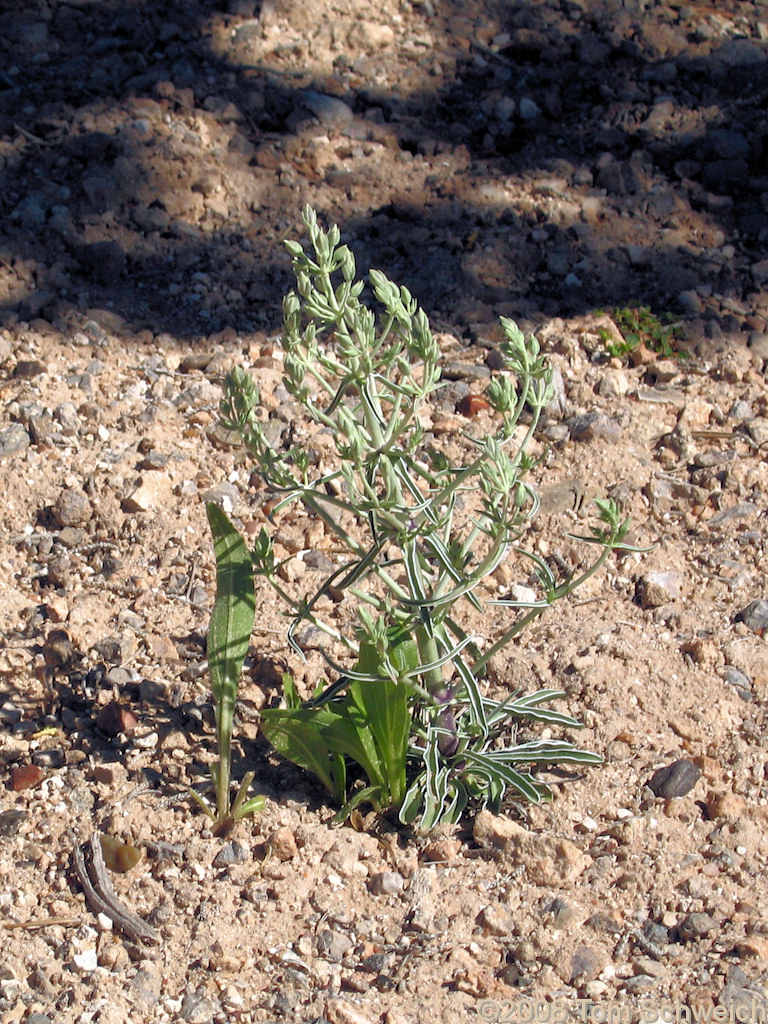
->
73, 948, 98, 972
122, 471, 173, 513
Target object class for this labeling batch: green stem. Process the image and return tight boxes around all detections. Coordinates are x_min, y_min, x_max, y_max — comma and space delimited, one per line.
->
414, 621, 444, 696
215, 715, 232, 820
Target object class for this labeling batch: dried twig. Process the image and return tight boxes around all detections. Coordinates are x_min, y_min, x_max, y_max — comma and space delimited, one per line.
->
72, 833, 159, 945
2, 917, 79, 930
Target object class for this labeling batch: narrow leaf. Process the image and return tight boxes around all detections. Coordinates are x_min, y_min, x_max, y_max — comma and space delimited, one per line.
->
206, 503, 256, 705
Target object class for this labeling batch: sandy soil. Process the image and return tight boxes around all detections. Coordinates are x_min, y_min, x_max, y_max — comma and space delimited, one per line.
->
1, 0, 768, 1021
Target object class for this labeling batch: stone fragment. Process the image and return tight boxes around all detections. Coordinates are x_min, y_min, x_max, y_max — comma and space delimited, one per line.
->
72, 949, 98, 972
180, 990, 220, 1023
421, 838, 461, 862
324, 999, 377, 1024
347, 21, 395, 49
144, 634, 178, 662
301, 90, 354, 128
129, 968, 162, 1008
14, 359, 48, 378
747, 332, 768, 362
122, 472, 173, 513
637, 571, 683, 608
678, 913, 718, 940
266, 826, 298, 861
722, 667, 752, 695
706, 791, 746, 821
9, 764, 44, 791
735, 599, 768, 635
213, 840, 250, 867
597, 368, 630, 398
647, 759, 701, 799
0, 424, 31, 459
96, 700, 138, 736
53, 489, 92, 528
478, 903, 515, 936
317, 929, 354, 959
566, 411, 622, 442
570, 944, 604, 983
0, 810, 25, 837
717, 38, 767, 66
473, 810, 590, 885
518, 97, 540, 119
734, 935, 768, 960
369, 871, 404, 895
32, 748, 64, 768
322, 839, 360, 877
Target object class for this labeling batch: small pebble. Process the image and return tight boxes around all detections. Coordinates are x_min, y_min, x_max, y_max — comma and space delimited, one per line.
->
566, 411, 622, 441
52, 489, 92, 528
735, 599, 768, 634
0, 810, 26, 836
9, 764, 44, 792
96, 700, 138, 736
213, 839, 250, 867
518, 97, 540, 119
266, 826, 298, 861
317, 928, 354, 959
677, 912, 718, 940
72, 949, 98, 972
647, 759, 701, 799
129, 968, 162, 1008
478, 903, 515, 936
722, 667, 752, 694
31, 748, 65, 768
637, 571, 683, 608
0, 424, 31, 459
421, 838, 461, 862
180, 990, 220, 1023
369, 871, 405, 895
301, 90, 354, 127
706, 791, 746, 821
570, 944, 604, 982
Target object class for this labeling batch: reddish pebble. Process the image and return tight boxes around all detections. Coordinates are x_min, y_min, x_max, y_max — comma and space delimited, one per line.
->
9, 765, 44, 791
457, 394, 490, 417
96, 700, 139, 736
266, 826, 298, 861
421, 838, 462, 863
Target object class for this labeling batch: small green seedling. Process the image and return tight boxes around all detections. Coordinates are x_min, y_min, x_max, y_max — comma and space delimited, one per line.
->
213, 206, 644, 826
599, 305, 686, 361
191, 503, 265, 834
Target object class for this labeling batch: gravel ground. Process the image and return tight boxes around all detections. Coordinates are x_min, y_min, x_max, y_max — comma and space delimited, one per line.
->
1, 1, 768, 1022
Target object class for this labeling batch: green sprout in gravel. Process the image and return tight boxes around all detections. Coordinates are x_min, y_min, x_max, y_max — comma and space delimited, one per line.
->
192, 503, 266, 834
215, 205, 643, 826
599, 305, 686, 361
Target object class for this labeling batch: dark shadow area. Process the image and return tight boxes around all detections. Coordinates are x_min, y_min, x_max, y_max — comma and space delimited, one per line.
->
0, 0, 766, 341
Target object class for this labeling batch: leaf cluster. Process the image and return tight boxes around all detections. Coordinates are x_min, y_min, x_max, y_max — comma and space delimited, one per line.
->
599, 305, 686, 361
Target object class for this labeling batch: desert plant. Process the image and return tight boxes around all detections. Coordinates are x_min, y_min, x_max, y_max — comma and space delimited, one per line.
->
215, 205, 640, 826
191, 503, 266, 834
599, 305, 685, 361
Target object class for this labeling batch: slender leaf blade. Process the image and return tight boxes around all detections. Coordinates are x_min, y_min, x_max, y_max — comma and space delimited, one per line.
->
206, 503, 256, 705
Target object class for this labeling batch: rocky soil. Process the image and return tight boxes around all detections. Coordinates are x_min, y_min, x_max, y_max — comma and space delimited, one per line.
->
1, 0, 768, 1022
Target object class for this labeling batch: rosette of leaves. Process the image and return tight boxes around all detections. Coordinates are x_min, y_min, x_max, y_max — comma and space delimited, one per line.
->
215, 206, 642, 826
